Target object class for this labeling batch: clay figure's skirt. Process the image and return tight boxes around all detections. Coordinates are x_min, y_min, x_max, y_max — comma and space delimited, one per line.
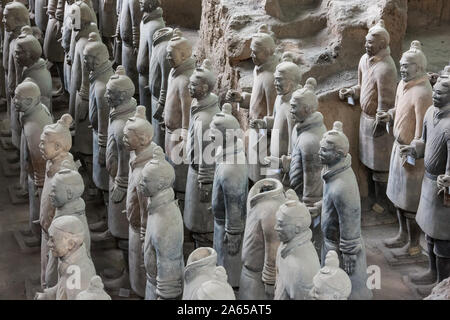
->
93, 131, 109, 191
108, 176, 129, 239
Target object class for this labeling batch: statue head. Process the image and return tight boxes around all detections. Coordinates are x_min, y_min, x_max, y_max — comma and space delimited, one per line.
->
209, 103, 240, 149
48, 215, 85, 258
250, 24, 276, 66
400, 41, 427, 82
70, 1, 95, 31
290, 78, 318, 123
105, 66, 135, 108
123, 106, 153, 152
83, 32, 109, 71
194, 280, 236, 300
275, 191, 311, 243
49, 169, 84, 208
14, 78, 41, 114
365, 20, 390, 57
310, 250, 352, 300
274, 52, 302, 96
140, 146, 175, 197
138, 0, 160, 13
189, 59, 215, 100
166, 29, 192, 68
432, 75, 450, 109
319, 121, 349, 166
2, 2, 30, 33
39, 114, 73, 161
15, 26, 42, 67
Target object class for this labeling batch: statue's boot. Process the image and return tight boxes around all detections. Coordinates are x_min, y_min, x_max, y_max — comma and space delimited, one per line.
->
89, 218, 108, 232
410, 240, 437, 285
103, 245, 130, 290
391, 216, 422, 258
383, 209, 408, 248
90, 229, 114, 242
374, 181, 394, 214
437, 257, 450, 282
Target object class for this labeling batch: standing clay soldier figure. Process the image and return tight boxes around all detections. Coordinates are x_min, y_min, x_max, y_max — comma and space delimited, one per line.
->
183, 247, 235, 300
402, 76, 450, 285
15, 26, 52, 111
76, 276, 112, 300
137, 0, 164, 116
39, 114, 78, 288
274, 194, 321, 300
119, 0, 142, 90
184, 59, 220, 248
164, 29, 195, 204
35, 216, 96, 300
240, 178, 286, 300
123, 105, 156, 298
377, 41, 432, 258
210, 103, 248, 288
319, 121, 372, 300
148, 27, 172, 147
14, 80, 53, 246
43, 0, 66, 95
251, 52, 302, 182
140, 146, 184, 300
49, 169, 90, 254
103, 66, 136, 287
309, 250, 352, 300
226, 24, 278, 183
98, 0, 117, 58
34, 0, 48, 33
84, 32, 114, 227
339, 20, 397, 213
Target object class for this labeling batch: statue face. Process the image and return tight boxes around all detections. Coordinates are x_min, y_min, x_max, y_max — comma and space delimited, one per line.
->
250, 41, 269, 66
139, 0, 157, 13
47, 230, 73, 258
319, 139, 340, 166
309, 283, 331, 300
83, 53, 96, 71
166, 45, 185, 68
274, 71, 295, 96
15, 43, 31, 66
188, 75, 208, 99
39, 133, 61, 161
274, 211, 297, 243
49, 182, 70, 208
399, 59, 418, 82
13, 91, 34, 113
105, 87, 123, 108
365, 34, 384, 57
290, 96, 310, 123
123, 127, 140, 151
2, 9, 15, 33
432, 79, 450, 108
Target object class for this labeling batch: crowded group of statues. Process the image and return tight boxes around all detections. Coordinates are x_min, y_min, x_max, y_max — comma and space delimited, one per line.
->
1, 0, 448, 300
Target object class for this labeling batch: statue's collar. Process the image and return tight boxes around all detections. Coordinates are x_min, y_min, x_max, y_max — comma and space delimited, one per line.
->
215, 138, 244, 164
248, 178, 284, 209
172, 57, 195, 77
130, 143, 155, 169
322, 154, 352, 181
47, 152, 76, 177
295, 112, 324, 134
280, 229, 313, 259
142, 7, 163, 23
147, 188, 175, 212
110, 98, 137, 120
191, 93, 218, 114
23, 58, 47, 75
59, 243, 88, 272
256, 55, 278, 74
55, 197, 85, 217
368, 47, 391, 64
184, 248, 217, 283
433, 104, 450, 122
400, 74, 429, 92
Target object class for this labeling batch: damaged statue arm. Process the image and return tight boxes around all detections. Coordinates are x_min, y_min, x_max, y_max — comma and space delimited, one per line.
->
261, 210, 279, 295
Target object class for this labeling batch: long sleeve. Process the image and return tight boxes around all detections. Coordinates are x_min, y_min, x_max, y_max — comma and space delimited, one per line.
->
130, 0, 141, 50
180, 84, 192, 131
114, 128, 130, 188
446, 130, 450, 176
158, 51, 171, 106
351, 59, 362, 100
265, 80, 277, 116
96, 86, 109, 148
261, 212, 279, 286
414, 94, 431, 140
197, 119, 216, 184
223, 173, 247, 235
376, 66, 397, 112
47, 0, 57, 16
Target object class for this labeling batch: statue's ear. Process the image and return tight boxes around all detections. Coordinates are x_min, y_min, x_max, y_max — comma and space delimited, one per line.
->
202, 83, 209, 93
66, 188, 73, 201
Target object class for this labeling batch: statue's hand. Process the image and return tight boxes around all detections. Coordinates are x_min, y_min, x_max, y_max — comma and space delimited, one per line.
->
249, 119, 266, 129
437, 175, 450, 190
376, 111, 391, 123
338, 87, 354, 101
225, 90, 242, 103
111, 184, 127, 203
264, 283, 275, 299
224, 233, 242, 256
198, 182, 212, 203
263, 155, 280, 168
342, 253, 357, 275
398, 145, 415, 158
98, 146, 106, 166
153, 103, 164, 122
34, 292, 45, 300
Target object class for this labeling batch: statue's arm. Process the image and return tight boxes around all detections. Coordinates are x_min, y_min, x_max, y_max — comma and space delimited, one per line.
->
115, 129, 130, 188
334, 189, 362, 255
261, 211, 279, 287
222, 174, 247, 236
97, 87, 109, 150
158, 48, 171, 107
130, 0, 142, 50
180, 81, 192, 132
265, 79, 277, 116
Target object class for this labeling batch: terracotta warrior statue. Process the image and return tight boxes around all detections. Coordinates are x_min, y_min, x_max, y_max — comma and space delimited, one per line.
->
76, 275, 112, 300
401, 75, 450, 285
83, 32, 114, 229
137, 0, 164, 117
210, 103, 248, 288
164, 28, 195, 205
39, 114, 79, 288
251, 52, 302, 183
309, 250, 352, 300
183, 247, 235, 300
274, 191, 320, 300
319, 121, 372, 300
377, 41, 432, 258
102, 66, 136, 288
184, 59, 220, 248
3, 1, 30, 149
15, 25, 52, 111
140, 146, 184, 300
240, 178, 285, 300
148, 27, 172, 148
339, 20, 397, 213
98, 0, 117, 58
123, 105, 156, 298
35, 216, 96, 300
33, 0, 48, 33
119, 0, 142, 90
14, 80, 53, 246
225, 24, 278, 183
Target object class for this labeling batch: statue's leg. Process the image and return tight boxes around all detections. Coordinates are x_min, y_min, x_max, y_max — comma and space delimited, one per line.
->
383, 208, 408, 248
391, 211, 421, 258
373, 170, 394, 213
435, 238, 450, 282
410, 235, 437, 285
144, 244, 157, 300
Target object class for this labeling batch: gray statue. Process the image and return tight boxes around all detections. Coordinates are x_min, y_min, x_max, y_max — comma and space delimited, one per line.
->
76, 275, 112, 300
240, 178, 285, 300
184, 59, 220, 248
137, 0, 165, 117
319, 121, 372, 300
124, 105, 156, 297
140, 146, 184, 300
210, 103, 248, 288
339, 20, 397, 213
98, 0, 117, 58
